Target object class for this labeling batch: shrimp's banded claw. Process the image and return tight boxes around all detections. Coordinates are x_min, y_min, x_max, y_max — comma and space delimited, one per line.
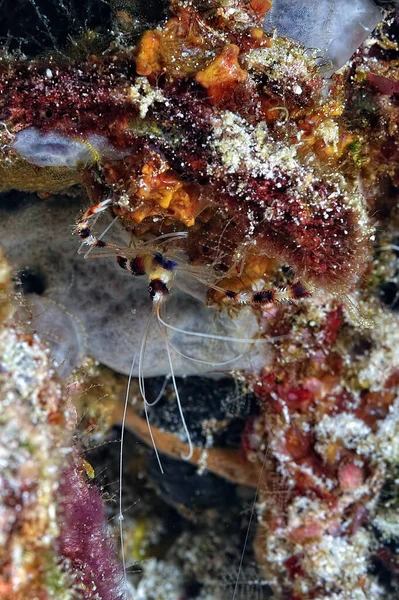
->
221, 281, 312, 308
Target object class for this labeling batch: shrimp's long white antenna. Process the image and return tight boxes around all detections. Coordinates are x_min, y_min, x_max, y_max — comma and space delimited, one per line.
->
140, 231, 189, 246
151, 375, 170, 405
139, 309, 165, 473
232, 445, 268, 600
157, 305, 193, 461
119, 350, 137, 588
143, 401, 164, 473
84, 216, 119, 258
168, 340, 244, 367
175, 266, 228, 295
139, 312, 166, 407
157, 313, 283, 345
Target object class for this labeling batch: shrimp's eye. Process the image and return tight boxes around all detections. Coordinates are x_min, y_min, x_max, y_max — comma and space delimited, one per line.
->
148, 279, 169, 300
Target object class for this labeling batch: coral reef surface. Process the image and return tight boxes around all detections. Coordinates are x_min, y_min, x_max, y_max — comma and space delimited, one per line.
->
0, 0, 399, 599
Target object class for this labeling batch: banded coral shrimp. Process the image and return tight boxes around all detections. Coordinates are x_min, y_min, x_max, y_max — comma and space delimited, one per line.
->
75, 195, 319, 589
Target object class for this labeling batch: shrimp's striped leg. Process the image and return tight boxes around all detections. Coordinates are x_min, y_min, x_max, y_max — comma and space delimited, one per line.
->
76, 199, 113, 248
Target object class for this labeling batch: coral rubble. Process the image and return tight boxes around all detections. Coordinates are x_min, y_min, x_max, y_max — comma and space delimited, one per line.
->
0, 248, 75, 599
0, 249, 125, 599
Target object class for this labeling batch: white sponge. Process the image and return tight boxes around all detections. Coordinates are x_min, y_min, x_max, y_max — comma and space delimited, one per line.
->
12, 128, 127, 168
264, 0, 382, 70
12, 128, 93, 167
